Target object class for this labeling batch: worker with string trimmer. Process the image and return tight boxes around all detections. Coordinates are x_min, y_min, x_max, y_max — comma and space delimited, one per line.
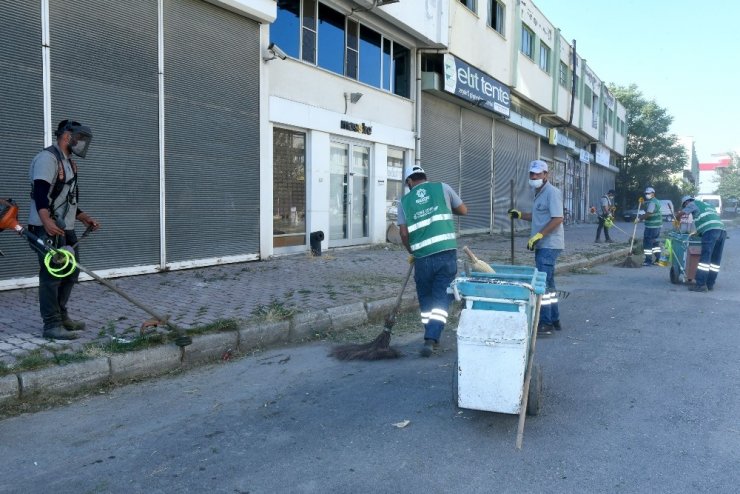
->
27, 119, 100, 340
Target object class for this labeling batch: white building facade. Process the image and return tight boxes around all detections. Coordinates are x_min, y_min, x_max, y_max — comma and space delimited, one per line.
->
0, 0, 626, 288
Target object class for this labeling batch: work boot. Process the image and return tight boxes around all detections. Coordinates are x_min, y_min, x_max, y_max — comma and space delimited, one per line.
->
420, 339, 435, 358
62, 318, 86, 331
552, 321, 563, 331
42, 326, 79, 340
537, 323, 554, 336
606, 239, 615, 243
594, 239, 603, 243
688, 284, 708, 293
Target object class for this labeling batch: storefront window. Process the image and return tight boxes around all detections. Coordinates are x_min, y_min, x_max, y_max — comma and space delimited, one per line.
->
273, 128, 306, 248
386, 148, 404, 225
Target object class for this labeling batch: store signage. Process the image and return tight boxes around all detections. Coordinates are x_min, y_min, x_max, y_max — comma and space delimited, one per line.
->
579, 149, 591, 164
443, 54, 510, 117
595, 144, 610, 166
340, 120, 372, 135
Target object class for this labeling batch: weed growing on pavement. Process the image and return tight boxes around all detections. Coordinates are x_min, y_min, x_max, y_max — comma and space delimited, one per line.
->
0, 361, 10, 377
186, 319, 239, 335
15, 349, 49, 371
251, 300, 295, 322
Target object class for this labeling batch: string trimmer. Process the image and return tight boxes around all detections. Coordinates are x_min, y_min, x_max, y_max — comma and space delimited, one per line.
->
0, 198, 192, 347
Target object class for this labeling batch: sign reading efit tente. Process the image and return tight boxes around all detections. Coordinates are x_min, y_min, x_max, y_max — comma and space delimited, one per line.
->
443, 54, 511, 117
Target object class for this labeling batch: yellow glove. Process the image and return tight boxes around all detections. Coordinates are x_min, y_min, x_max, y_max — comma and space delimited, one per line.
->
527, 232, 544, 251
508, 208, 522, 219
408, 255, 415, 264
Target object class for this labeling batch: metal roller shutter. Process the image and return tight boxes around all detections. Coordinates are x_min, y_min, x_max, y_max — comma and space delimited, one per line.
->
163, 0, 260, 262
49, 0, 160, 271
589, 164, 616, 213
460, 109, 492, 233
492, 124, 519, 232
0, 1, 43, 280
492, 125, 538, 233
420, 95, 460, 190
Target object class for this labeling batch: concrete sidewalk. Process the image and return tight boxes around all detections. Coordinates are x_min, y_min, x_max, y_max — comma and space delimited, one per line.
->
0, 221, 634, 368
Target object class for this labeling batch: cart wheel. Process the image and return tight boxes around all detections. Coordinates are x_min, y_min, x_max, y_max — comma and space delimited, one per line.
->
451, 358, 459, 407
669, 265, 679, 284
526, 364, 542, 416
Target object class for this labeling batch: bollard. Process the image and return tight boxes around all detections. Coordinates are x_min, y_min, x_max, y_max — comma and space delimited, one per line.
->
310, 231, 324, 256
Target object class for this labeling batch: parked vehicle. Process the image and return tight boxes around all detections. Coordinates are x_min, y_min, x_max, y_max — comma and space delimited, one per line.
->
622, 208, 645, 222
660, 200, 675, 221
696, 194, 722, 214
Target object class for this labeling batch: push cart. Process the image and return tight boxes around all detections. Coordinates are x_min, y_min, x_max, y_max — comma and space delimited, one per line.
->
667, 231, 702, 284
450, 264, 547, 448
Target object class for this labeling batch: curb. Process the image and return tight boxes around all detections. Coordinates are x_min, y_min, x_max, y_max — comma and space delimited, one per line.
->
0, 249, 625, 407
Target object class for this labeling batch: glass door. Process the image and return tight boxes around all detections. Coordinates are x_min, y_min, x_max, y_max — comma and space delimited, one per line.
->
329, 140, 370, 245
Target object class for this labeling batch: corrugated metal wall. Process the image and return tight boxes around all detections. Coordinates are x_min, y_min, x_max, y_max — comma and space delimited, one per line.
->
493, 124, 537, 233
1, 0, 261, 285
50, 0, 160, 271
459, 109, 492, 233
588, 164, 616, 213
163, 0, 260, 261
420, 95, 460, 190
0, 1, 44, 278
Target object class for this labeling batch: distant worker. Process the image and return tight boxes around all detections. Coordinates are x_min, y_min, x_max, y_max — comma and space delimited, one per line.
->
679, 195, 726, 292
398, 165, 468, 357
595, 189, 616, 243
639, 187, 662, 266
508, 160, 564, 336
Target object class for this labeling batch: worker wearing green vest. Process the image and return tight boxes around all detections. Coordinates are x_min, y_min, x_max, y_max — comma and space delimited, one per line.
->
679, 196, 726, 292
639, 187, 663, 266
398, 165, 468, 357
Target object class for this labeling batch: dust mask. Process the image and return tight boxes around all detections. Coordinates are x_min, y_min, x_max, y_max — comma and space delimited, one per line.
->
645, 193, 654, 200
529, 178, 544, 188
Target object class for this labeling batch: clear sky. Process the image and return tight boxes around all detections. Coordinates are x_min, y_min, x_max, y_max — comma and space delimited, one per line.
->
532, 0, 740, 163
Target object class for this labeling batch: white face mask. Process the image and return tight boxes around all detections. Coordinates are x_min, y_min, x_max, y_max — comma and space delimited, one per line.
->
529, 178, 544, 188
645, 193, 654, 199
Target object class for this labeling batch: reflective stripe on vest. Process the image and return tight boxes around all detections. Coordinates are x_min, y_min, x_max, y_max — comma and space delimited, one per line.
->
645, 197, 662, 228
693, 200, 725, 234
401, 182, 457, 257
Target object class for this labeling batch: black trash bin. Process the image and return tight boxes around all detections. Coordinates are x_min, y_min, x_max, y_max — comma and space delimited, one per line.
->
310, 231, 324, 256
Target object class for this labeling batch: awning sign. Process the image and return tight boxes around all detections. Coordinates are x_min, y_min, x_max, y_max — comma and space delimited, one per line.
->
443, 54, 510, 117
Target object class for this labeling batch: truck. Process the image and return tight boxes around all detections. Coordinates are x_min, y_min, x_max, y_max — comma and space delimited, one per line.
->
695, 194, 722, 214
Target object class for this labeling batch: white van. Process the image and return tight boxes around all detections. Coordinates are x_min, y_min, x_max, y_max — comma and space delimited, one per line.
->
659, 200, 675, 221
695, 194, 722, 213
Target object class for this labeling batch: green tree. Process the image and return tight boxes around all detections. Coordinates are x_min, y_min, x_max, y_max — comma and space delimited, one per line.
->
715, 152, 740, 200
608, 84, 688, 210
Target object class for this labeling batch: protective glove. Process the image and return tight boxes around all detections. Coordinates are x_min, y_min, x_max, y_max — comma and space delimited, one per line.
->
508, 208, 522, 219
527, 232, 544, 251
408, 255, 415, 264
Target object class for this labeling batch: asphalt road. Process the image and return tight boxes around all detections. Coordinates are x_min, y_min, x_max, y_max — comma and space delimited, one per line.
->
1, 230, 738, 493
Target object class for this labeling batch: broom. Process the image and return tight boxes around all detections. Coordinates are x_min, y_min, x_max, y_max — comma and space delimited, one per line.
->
329, 262, 414, 361
616, 197, 644, 268
462, 246, 495, 273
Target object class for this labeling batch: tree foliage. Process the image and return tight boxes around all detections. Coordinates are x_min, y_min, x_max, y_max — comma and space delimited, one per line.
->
715, 152, 740, 200
608, 83, 689, 209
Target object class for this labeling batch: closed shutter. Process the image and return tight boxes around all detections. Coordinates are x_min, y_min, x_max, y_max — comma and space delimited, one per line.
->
420, 95, 460, 190
492, 124, 519, 232
540, 143, 555, 162
0, 2, 44, 280
460, 109, 492, 233
493, 124, 537, 233
164, 0, 260, 262
50, 0, 160, 271
589, 164, 616, 212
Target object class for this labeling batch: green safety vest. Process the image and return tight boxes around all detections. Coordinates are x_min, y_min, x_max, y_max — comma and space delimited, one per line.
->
644, 197, 662, 228
693, 200, 725, 234
401, 182, 457, 258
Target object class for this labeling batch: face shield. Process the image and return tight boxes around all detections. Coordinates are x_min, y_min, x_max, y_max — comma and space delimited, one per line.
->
68, 125, 93, 158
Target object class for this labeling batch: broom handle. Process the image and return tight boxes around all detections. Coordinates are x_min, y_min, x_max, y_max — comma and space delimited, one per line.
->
510, 179, 515, 265
386, 262, 414, 328
516, 293, 542, 449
